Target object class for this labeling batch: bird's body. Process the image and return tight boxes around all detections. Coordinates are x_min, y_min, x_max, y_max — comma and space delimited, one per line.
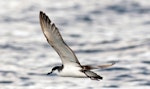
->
59, 65, 86, 77
39, 11, 115, 80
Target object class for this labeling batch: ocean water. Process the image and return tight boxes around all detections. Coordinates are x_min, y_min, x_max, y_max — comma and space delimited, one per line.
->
0, 0, 150, 89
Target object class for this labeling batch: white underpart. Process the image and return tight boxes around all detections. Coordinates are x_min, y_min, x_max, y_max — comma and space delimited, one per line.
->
58, 64, 87, 78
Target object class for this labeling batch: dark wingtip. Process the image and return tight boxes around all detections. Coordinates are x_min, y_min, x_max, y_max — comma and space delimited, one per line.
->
39, 11, 51, 24
40, 11, 43, 15
40, 11, 45, 14
40, 11, 42, 13
39, 11, 44, 20
40, 11, 47, 18
40, 11, 45, 17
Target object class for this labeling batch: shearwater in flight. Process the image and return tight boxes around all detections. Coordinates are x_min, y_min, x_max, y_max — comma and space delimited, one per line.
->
39, 11, 115, 80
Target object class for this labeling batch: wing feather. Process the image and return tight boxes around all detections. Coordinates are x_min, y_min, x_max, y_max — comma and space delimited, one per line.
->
39, 11, 81, 66
82, 62, 116, 70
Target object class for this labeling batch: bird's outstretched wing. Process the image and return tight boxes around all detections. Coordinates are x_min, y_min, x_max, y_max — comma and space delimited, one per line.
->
39, 11, 81, 66
82, 62, 116, 70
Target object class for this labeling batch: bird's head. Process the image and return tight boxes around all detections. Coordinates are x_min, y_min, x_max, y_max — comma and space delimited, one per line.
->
47, 65, 63, 75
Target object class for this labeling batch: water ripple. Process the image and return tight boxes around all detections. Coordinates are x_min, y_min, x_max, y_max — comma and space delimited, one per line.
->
0, 81, 13, 84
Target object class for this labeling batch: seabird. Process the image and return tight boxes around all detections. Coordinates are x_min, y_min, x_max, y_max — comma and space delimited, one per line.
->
39, 11, 115, 80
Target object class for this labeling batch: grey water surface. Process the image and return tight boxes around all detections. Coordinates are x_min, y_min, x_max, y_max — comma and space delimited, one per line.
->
0, 0, 150, 89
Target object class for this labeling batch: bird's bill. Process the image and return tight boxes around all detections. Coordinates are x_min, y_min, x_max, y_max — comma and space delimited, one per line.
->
47, 72, 53, 75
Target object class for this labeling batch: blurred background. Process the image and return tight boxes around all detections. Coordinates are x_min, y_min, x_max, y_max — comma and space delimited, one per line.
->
0, 0, 150, 89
